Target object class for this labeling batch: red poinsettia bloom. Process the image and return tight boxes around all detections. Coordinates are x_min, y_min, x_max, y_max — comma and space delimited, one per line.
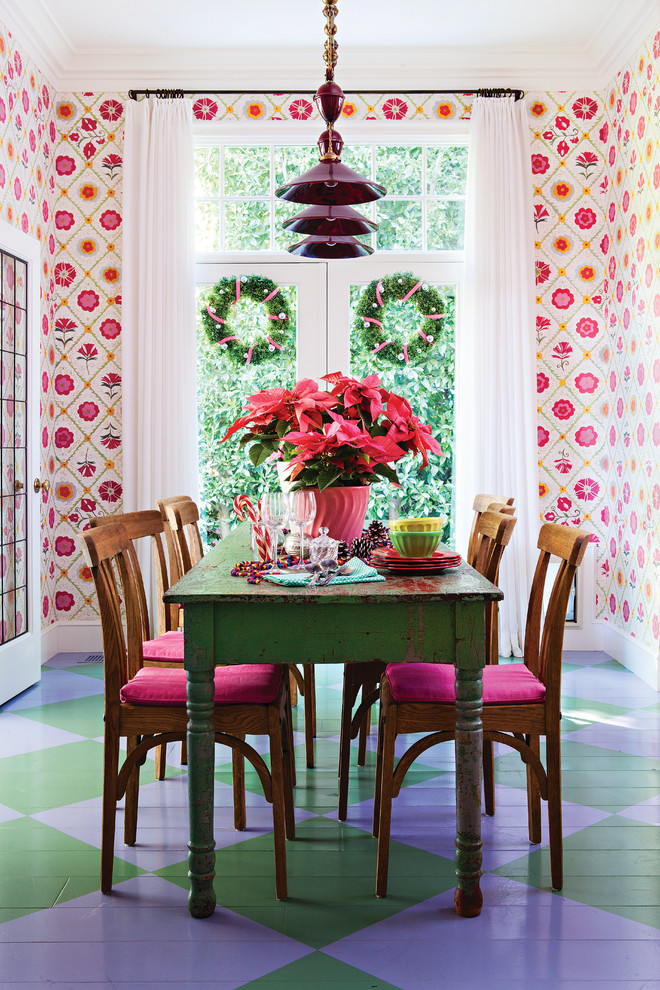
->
382, 393, 443, 469
322, 372, 386, 423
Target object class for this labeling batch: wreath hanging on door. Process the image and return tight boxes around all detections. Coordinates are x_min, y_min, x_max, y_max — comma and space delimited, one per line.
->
201, 275, 295, 367
354, 272, 446, 365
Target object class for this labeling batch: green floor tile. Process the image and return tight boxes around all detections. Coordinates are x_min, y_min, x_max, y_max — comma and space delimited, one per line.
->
0, 739, 105, 813
237, 951, 403, 989
63, 662, 105, 680
18, 692, 105, 738
158, 819, 455, 948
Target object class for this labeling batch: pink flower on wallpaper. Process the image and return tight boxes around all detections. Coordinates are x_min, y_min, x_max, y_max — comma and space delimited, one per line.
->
55, 591, 75, 612
551, 288, 575, 310
99, 99, 124, 121
652, 615, 659, 641
383, 98, 408, 119
537, 426, 550, 447
0, 164, 4, 188
13, 177, 21, 200
531, 154, 550, 174
552, 341, 572, 365
555, 453, 572, 474
575, 317, 599, 338
609, 594, 616, 615
533, 204, 549, 232
54, 427, 74, 449
622, 600, 630, 623
14, 52, 22, 75
653, 484, 660, 510
80, 116, 97, 132
193, 98, 218, 120
654, 164, 660, 190
99, 480, 123, 503
101, 425, 121, 450
101, 372, 121, 396
572, 96, 598, 120
55, 210, 76, 230
56, 155, 76, 176
574, 478, 600, 501
575, 372, 599, 394
536, 315, 551, 334
54, 374, 75, 396
544, 510, 557, 522
99, 318, 121, 340
289, 99, 314, 120
556, 140, 569, 158
21, 89, 29, 114
537, 372, 550, 393
77, 290, 100, 312
557, 496, 572, 511
575, 425, 598, 447
42, 594, 49, 619
638, 116, 646, 142
552, 398, 575, 421
653, 31, 660, 58
601, 506, 610, 525
77, 342, 99, 369
555, 115, 570, 130
81, 496, 97, 512
54, 262, 77, 287
99, 210, 122, 231
574, 207, 597, 230
77, 401, 100, 422
20, 214, 28, 234
535, 260, 550, 285
55, 536, 76, 557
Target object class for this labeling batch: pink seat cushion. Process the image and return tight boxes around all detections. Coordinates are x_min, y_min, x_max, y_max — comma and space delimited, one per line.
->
386, 662, 546, 705
142, 631, 184, 661
120, 664, 283, 707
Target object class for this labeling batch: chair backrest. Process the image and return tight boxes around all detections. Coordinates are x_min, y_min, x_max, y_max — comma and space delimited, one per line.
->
88, 509, 170, 640
524, 523, 590, 713
472, 510, 518, 663
155, 495, 194, 630
80, 522, 145, 717
164, 499, 204, 578
467, 494, 516, 566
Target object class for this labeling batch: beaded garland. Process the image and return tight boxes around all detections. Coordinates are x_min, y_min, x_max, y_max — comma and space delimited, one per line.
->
201, 275, 295, 367
354, 272, 446, 365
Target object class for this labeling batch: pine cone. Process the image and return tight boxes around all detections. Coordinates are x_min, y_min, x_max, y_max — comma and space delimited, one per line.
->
350, 536, 374, 559
367, 520, 389, 546
337, 540, 350, 561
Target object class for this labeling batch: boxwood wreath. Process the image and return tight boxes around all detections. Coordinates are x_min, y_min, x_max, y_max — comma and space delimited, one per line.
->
354, 272, 446, 365
201, 275, 295, 367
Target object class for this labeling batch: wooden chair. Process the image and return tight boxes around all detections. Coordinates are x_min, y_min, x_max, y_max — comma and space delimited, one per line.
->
155, 495, 194, 635
163, 498, 204, 579
81, 521, 294, 900
372, 522, 590, 896
467, 494, 515, 567
88, 509, 187, 779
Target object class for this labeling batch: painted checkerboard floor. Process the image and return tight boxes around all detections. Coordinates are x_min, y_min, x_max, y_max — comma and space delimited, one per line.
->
0, 651, 658, 989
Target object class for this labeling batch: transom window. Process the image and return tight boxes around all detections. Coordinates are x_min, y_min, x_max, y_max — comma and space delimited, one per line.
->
194, 141, 468, 253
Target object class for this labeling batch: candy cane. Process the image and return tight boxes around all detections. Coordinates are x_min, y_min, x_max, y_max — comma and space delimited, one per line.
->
233, 495, 257, 524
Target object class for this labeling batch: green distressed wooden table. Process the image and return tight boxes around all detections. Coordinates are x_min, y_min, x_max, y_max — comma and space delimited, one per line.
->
165, 525, 503, 919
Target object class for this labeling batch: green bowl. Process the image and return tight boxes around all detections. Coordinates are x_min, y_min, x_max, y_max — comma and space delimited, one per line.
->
390, 516, 447, 533
389, 529, 442, 558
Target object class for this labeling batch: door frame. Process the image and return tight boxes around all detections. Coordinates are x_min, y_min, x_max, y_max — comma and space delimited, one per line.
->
0, 219, 42, 704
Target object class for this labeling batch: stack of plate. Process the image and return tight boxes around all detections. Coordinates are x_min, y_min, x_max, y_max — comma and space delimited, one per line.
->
370, 547, 462, 575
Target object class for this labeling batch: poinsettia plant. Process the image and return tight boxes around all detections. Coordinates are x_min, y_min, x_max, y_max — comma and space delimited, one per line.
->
220, 372, 443, 490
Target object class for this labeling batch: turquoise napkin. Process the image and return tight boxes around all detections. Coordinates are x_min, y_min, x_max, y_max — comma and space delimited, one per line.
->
263, 556, 385, 587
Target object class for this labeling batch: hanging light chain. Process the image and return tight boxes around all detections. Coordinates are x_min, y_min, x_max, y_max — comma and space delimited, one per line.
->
322, 1, 338, 81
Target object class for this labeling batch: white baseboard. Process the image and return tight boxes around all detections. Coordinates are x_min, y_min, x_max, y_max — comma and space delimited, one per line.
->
41, 621, 103, 661
591, 620, 660, 691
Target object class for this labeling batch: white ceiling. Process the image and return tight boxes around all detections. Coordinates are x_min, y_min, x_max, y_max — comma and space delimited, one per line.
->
1, 0, 658, 92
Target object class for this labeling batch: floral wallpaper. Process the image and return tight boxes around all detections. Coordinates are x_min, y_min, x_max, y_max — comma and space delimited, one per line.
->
0, 12, 657, 659
600, 32, 660, 651
0, 25, 57, 627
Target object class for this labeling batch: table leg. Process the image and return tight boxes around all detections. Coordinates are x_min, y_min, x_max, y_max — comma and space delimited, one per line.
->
186, 657, 217, 917
453, 665, 483, 917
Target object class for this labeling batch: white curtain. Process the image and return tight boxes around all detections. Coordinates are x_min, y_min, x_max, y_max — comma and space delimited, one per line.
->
123, 97, 199, 517
454, 96, 539, 656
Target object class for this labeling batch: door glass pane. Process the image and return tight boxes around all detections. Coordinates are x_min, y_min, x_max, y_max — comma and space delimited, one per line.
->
348, 277, 455, 536
196, 277, 298, 543
375, 201, 423, 251
224, 202, 270, 251
375, 146, 422, 196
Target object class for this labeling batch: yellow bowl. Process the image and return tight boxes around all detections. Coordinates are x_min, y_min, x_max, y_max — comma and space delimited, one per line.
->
389, 529, 442, 558
390, 516, 447, 533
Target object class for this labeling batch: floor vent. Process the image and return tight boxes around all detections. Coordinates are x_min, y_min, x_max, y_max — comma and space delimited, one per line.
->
81, 652, 104, 663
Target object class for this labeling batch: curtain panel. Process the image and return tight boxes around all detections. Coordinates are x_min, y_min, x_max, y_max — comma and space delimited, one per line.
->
455, 95, 539, 656
123, 98, 199, 517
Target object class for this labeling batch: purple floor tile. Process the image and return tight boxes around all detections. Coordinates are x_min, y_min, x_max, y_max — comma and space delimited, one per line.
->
0, 712, 87, 757
1, 669, 104, 711
617, 793, 660, 826
0, 803, 23, 824
562, 720, 660, 759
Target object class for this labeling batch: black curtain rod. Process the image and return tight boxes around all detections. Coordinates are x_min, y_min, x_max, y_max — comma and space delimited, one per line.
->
128, 87, 524, 101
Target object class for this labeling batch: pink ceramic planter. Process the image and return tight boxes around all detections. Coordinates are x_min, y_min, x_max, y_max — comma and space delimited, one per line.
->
307, 485, 371, 545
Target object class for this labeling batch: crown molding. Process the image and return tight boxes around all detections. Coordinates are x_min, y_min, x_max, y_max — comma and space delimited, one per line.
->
0, 0, 658, 96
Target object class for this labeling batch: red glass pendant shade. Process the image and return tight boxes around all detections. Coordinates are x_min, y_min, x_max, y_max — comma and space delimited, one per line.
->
276, 1, 386, 259
282, 204, 378, 236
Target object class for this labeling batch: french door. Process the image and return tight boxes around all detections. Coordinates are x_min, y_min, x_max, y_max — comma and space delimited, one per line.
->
0, 221, 41, 704
195, 257, 460, 535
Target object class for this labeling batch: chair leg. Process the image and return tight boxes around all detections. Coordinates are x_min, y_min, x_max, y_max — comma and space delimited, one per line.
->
546, 732, 563, 891
375, 702, 397, 898
526, 734, 542, 844
372, 696, 385, 838
154, 742, 167, 780
268, 707, 288, 900
281, 687, 296, 840
232, 737, 246, 832
123, 735, 140, 846
303, 663, 316, 768
180, 737, 187, 765
338, 663, 357, 821
483, 738, 495, 816
101, 726, 120, 894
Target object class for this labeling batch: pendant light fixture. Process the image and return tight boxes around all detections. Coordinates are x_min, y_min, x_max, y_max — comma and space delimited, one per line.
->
275, 1, 386, 258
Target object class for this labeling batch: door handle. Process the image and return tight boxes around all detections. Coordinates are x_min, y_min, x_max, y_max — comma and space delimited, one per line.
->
33, 478, 51, 494
14, 480, 24, 492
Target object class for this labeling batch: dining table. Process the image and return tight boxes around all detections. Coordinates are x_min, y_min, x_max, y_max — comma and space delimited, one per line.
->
164, 523, 503, 919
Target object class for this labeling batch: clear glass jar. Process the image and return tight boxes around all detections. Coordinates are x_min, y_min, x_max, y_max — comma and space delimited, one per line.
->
308, 526, 339, 565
